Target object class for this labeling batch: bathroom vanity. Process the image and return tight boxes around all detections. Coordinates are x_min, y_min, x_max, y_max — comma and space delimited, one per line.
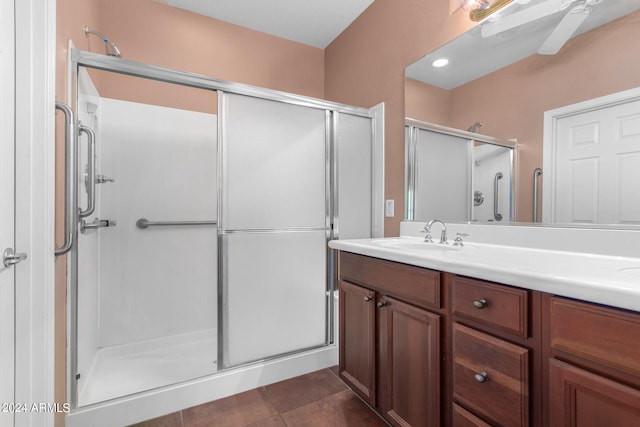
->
329, 225, 640, 427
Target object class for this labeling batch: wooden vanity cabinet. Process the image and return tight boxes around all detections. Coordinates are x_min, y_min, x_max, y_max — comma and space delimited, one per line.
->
337, 251, 640, 427
338, 252, 444, 427
543, 295, 640, 426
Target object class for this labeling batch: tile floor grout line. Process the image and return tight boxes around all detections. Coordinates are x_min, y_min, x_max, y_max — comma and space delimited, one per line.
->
258, 385, 281, 420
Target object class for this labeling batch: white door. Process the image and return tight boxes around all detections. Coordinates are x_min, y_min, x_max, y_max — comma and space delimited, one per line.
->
546, 91, 640, 224
0, 0, 16, 424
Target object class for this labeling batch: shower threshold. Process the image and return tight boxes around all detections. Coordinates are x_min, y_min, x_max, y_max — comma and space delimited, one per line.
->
78, 329, 217, 407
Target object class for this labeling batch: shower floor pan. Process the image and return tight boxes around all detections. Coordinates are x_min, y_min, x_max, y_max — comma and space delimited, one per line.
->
78, 329, 217, 407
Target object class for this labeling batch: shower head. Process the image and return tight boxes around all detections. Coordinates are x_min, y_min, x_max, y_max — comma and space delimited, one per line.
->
467, 121, 483, 133
105, 41, 122, 58
84, 25, 122, 58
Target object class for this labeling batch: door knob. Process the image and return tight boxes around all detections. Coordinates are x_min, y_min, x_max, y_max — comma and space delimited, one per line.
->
3, 248, 27, 268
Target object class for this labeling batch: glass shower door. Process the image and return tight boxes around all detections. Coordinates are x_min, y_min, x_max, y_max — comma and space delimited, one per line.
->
411, 128, 471, 221
75, 68, 219, 406
219, 93, 329, 368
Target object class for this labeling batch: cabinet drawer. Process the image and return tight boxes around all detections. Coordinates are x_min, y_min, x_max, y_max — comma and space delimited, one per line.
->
452, 276, 528, 337
549, 297, 640, 377
453, 403, 492, 427
339, 252, 440, 309
453, 323, 529, 427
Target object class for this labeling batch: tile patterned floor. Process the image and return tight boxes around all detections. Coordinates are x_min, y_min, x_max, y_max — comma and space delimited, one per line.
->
129, 367, 388, 427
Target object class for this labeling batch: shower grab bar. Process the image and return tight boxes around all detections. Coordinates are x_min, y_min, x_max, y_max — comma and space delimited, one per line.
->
136, 218, 217, 229
493, 172, 503, 221
533, 168, 543, 223
55, 102, 77, 256
79, 123, 96, 218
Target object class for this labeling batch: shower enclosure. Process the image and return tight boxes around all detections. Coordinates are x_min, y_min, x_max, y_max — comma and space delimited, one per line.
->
405, 119, 516, 222
64, 50, 383, 426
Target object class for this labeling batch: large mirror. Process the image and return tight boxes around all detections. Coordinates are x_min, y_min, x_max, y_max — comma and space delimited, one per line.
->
405, 0, 640, 226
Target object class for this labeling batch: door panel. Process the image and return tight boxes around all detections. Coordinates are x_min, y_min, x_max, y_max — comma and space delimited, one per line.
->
335, 113, 373, 239
552, 98, 640, 224
0, 0, 15, 422
223, 231, 327, 366
414, 129, 470, 221
220, 93, 329, 368
550, 359, 640, 426
220, 94, 326, 230
379, 296, 440, 427
338, 280, 376, 406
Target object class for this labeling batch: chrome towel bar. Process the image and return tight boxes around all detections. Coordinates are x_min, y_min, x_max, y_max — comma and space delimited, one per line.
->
136, 218, 217, 229
533, 168, 543, 223
493, 172, 503, 221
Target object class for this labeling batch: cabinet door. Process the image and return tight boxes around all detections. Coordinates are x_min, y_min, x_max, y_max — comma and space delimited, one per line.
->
549, 359, 640, 426
339, 280, 376, 406
379, 295, 441, 427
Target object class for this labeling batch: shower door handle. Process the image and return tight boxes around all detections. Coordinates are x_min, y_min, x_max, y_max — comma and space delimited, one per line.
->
493, 172, 503, 221
79, 123, 96, 218
55, 102, 77, 256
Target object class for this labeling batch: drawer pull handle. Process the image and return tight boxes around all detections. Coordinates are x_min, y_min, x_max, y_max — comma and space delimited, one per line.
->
474, 371, 489, 383
364, 296, 372, 302
472, 298, 488, 309
377, 301, 386, 308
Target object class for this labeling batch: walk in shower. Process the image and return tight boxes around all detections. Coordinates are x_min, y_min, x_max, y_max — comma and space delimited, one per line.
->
405, 119, 515, 222
64, 50, 383, 426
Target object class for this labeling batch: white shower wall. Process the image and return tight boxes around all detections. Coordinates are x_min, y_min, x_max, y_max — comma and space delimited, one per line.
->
98, 99, 218, 347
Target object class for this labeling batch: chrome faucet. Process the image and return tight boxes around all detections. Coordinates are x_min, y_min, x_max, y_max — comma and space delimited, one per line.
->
425, 219, 448, 244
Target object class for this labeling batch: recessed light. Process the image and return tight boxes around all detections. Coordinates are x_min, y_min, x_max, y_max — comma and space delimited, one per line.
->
431, 58, 449, 68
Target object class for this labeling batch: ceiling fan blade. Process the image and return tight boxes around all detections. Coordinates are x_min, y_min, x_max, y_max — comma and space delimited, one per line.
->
481, 0, 565, 38
538, 8, 589, 55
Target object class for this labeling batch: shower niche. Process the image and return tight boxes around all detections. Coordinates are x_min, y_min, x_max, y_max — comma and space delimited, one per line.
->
69, 50, 383, 421
405, 119, 515, 223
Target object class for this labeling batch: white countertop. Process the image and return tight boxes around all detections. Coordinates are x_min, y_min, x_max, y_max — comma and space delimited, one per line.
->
329, 236, 640, 313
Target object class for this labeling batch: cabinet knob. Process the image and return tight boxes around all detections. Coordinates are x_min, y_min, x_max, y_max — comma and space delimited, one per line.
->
364, 296, 372, 302
376, 301, 386, 308
473, 371, 488, 383
472, 298, 488, 309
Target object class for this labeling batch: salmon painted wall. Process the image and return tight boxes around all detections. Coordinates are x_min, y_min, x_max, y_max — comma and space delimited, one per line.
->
405, 77, 451, 125
405, 11, 640, 222
324, 0, 475, 236
57, 0, 324, 110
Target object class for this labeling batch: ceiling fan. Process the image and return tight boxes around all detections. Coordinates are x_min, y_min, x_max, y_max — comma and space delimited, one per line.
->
480, 0, 603, 55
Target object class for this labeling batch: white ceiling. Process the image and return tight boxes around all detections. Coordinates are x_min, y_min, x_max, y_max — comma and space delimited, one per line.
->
161, 0, 374, 48
406, 0, 640, 90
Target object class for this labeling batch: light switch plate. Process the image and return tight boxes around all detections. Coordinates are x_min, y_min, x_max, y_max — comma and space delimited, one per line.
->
385, 200, 394, 217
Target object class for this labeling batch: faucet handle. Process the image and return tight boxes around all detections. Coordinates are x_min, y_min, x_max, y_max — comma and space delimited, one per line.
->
421, 225, 434, 243
453, 233, 469, 247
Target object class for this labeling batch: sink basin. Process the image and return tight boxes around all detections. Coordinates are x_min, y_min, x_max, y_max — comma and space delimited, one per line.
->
370, 238, 460, 252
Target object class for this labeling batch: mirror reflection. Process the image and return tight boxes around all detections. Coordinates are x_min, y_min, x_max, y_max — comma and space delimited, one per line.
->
405, 120, 515, 223
405, 1, 640, 226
